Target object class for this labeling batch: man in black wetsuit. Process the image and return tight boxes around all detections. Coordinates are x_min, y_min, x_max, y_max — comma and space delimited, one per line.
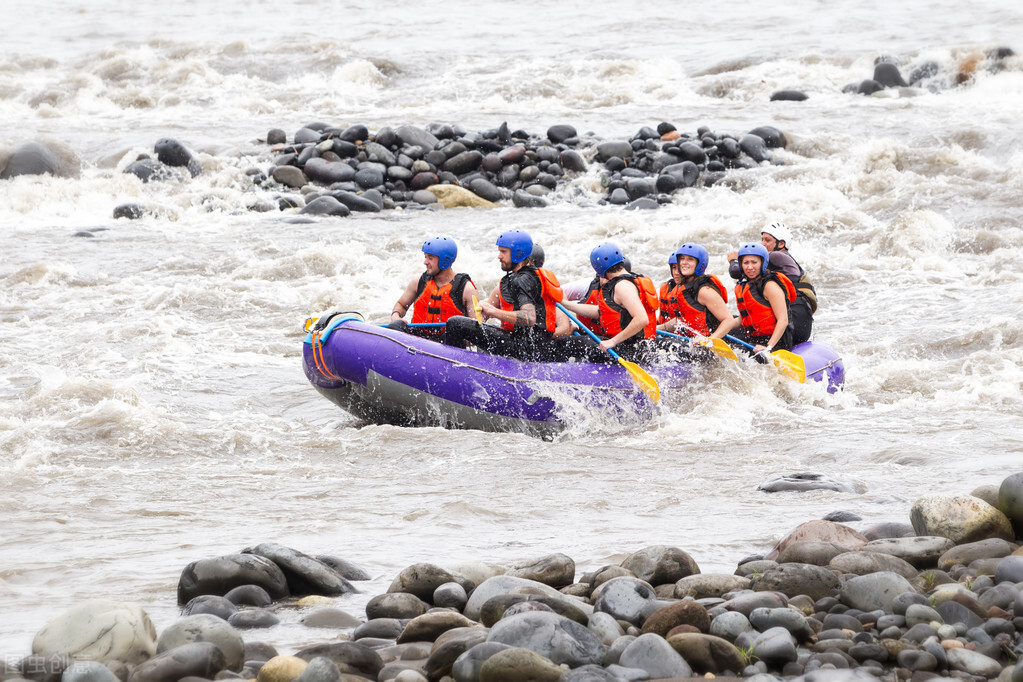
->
443, 230, 560, 361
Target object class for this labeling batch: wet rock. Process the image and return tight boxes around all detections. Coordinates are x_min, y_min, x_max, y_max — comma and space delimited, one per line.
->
467, 178, 503, 203
997, 472, 1023, 537
822, 511, 862, 523
640, 600, 710, 636
486, 612, 603, 667
32, 599, 157, 665
860, 536, 955, 568
720, 590, 788, 615
2, 141, 78, 179
620, 545, 700, 586
673, 573, 750, 599
223, 585, 273, 607
750, 626, 797, 666
128, 642, 227, 682
303, 158, 356, 185
451, 642, 514, 682
667, 632, 744, 674
708, 610, 753, 642
738, 134, 770, 162
910, 494, 1014, 544
511, 190, 547, 208
398, 612, 478, 644
294, 657, 341, 682
61, 661, 120, 682
154, 138, 201, 177
181, 595, 237, 619
300, 607, 360, 629
776, 541, 851, 566
759, 472, 855, 493
228, 608, 280, 629
861, 522, 915, 540
770, 90, 808, 102
873, 63, 908, 88
367, 592, 428, 620
272, 165, 308, 189
828, 551, 919, 579
433, 582, 468, 610
749, 607, 813, 641
994, 554, 1023, 583
946, 648, 1002, 678
156, 614, 245, 672
125, 158, 174, 183
246, 543, 356, 597
765, 520, 867, 561
591, 577, 664, 626
113, 203, 145, 220
293, 641, 382, 679
394, 126, 439, 151
479, 593, 588, 627
559, 150, 586, 173
299, 195, 351, 217
256, 656, 307, 682
546, 125, 577, 144
619, 632, 692, 679
838, 572, 915, 612
463, 576, 565, 621
477, 648, 562, 682
353, 618, 403, 640
904, 603, 943, 627
750, 563, 840, 600
586, 612, 624, 645
596, 141, 633, 162
425, 627, 490, 680
426, 185, 496, 209
937, 537, 1015, 571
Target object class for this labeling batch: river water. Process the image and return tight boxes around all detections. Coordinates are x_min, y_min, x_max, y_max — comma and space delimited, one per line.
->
1, 0, 1022, 660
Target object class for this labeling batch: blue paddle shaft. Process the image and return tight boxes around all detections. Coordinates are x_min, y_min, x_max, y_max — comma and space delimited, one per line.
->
555, 302, 622, 361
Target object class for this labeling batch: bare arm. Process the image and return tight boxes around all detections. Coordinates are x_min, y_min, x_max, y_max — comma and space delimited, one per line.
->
481, 301, 536, 327
699, 287, 739, 339
391, 277, 420, 321
552, 308, 574, 337
560, 299, 599, 320
460, 280, 478, 315
760, 281, 789, 352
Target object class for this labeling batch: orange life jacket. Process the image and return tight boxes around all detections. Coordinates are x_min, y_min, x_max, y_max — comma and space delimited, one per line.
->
676, 274, 728, 336
497, 266, 563, 333
657, 279, 680, 324
411, 272, 473, 327
597, 273, 658, 340
579, 277, 605, 335
735, 272, 796, 337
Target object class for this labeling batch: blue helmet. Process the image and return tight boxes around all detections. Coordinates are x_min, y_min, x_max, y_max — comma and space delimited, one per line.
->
590, 241, 625, 277
668, 252, 678, 265
674, 243, 709, 277
422, 236, 457, 270
495, 230, 533, 264
737, 242, 769, 275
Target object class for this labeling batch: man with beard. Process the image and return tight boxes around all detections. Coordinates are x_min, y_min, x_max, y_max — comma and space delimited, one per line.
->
443, 229, 563, 361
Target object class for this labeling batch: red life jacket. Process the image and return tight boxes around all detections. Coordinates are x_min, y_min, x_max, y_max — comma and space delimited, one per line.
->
657, 279, 680, 324
735, 272, 796, 337
411, 272, 473, 328
597, 273, 658, 340
497, 267, 563, 333
676, 274, 728, 336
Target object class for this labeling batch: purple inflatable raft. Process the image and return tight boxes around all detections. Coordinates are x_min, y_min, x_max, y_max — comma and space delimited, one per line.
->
303, 315, 844, 437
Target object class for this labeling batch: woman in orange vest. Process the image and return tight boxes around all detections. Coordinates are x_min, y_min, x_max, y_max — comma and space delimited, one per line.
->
668, 243, 737, 340
732, 242, 796, 355
389, 236, 477, 337
561, 242, 658, 362
656, 251, 681, 330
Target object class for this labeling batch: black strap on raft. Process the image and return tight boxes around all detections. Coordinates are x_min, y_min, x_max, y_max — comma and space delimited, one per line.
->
312, 310, 363, 333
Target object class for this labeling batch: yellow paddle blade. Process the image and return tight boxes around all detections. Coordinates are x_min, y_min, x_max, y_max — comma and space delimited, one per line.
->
770, 350, 806, 383
471, 295, 484, 324
700, 337, 739, 361
619, 358, 660, 403
304, 317, 319, 332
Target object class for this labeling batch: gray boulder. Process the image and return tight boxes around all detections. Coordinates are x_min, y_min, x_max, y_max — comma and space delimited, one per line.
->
425, 627, 490, 680
246, 543, 356, 597
1, 141, 79, 179
750, 563, 840, 600
591, 577, 664, 626
451, 642, 514, 682
294, 657, 342, 682
463, 576, 564, 621
486, 612, 603, 667
389, 563, 473, 603
828, 551, 919, 579
618, 632, 692, 679
860, 536, 955, 568
674, 573, 750, 599
32, 599, 156, 665
910, 494, 1013, 544
838, 572, 915, 612
507, 553, 575, 588
61, 661, 121, 682
156, 613, 245, 672
477, 648, 562, 682
620, 545, 700, 585
750, 626, 797, 665
128, 642, 226, 682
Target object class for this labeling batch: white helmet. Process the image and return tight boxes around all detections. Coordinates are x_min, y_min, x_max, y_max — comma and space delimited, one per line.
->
761, 221, 792, 247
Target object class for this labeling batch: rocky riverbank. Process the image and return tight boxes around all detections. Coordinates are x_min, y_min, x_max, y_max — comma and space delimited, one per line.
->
8, 473, 1023, 682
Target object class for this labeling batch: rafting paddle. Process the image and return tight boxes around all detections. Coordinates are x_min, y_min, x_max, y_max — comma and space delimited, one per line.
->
556, 302, 660, 403
657, 329, 739, 361
723, 335, 806, 383
472, 295, 484, 324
